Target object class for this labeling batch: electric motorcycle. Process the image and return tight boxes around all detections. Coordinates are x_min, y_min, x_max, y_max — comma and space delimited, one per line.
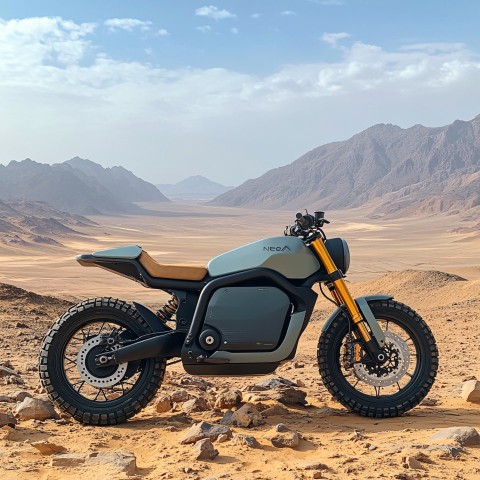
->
39, 211, 438, 425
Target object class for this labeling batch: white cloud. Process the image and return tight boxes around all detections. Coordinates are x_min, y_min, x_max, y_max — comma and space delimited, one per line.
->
321, 31, 350, 46
104, 18, 152, 32
231, 27, 239, 35
196, 25, 212, 33
281, 10, 296, 16
251, 13, 261, 19
195, 5, 236, 20
156, 28, 170, 36
1, 16, 480, 185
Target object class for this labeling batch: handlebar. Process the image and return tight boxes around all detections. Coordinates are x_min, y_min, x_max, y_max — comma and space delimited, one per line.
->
285, 210, 330, 237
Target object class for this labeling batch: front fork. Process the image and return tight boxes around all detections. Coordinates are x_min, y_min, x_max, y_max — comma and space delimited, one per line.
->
310, 238, 386, 361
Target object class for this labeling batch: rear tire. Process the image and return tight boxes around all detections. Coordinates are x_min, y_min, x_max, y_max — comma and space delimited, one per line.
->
317, 299, 438, 418
39, 298, 166, 425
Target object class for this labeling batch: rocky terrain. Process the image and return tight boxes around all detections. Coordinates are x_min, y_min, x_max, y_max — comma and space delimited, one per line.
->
0, 199, 95, 247
211, 115, 480, 220
0, 157, 169, 215
0, 270, 479, 479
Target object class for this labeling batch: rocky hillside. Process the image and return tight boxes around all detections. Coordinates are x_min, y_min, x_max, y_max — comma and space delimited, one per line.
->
0, 157, 169, 215
157, 175, 233, 201
211, 115, 480, 218
0, 199, 94, 247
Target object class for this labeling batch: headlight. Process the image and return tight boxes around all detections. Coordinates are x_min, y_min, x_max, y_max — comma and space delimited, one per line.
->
325, 238, 350, 275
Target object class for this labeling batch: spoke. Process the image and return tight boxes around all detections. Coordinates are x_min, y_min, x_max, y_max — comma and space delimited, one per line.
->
102, 389, 109, 401
93, 389, 103, 401
374, 386, 381, 397
64, 356, 77, 366
405, 371, 413, 378
97, 322, 106, 336
352, 379, 360, 388
72, 380, 85, 393
119, 381, 126, 395
397, 382, 401, 391
385, 321, 389, 331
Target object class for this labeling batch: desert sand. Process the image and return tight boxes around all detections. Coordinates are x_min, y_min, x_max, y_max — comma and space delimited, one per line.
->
0, 203, 479, 479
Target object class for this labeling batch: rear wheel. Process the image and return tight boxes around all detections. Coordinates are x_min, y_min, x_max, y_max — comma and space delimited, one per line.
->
39, 298, 166, 425
317, 299, 438, 417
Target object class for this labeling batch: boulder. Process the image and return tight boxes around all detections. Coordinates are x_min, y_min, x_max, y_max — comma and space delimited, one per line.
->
270, 431, 300, 449
214, 389, 242, 409
221, 403, 265, 428
250, 377, 296, 391
171, 390, 192, 403
0, 413, 17, 428
14, 396, 58, 420
51, 453, 87, 467
262, 404, 289, 417
194, 438, 219, 460
154, 394, 173, 413
430, 426, 480, 446
402, 456, 426, 470
274, 387, 307, 406
232, 434, 260, 448
461, 380, 480, 403
179, 376, 212, 391
180, 421, 232, 444
85, 451, 137, 475
10, 391, 32, 402
182, 397, 209, 414
31, 440, 67, 455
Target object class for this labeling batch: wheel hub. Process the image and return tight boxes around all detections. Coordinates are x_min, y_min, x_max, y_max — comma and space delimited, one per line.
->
76, 335, 128, 388
353, 331, 410, 387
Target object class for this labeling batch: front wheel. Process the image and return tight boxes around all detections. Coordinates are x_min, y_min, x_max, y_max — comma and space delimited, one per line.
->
318, 299, 438, 418
39, 298, 166, 425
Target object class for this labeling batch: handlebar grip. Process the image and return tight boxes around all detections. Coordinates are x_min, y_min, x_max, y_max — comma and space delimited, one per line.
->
296, 212, 315, 229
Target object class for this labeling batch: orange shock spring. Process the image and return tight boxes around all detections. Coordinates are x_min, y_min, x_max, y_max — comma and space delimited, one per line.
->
156, 295, 179, 322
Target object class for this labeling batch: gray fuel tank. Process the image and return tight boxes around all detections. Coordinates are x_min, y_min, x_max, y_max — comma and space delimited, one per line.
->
207, 236, 320, 279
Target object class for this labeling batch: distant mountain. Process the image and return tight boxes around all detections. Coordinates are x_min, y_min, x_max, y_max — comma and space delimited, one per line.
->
0, 157, 169, 215
210, 115, 480, 218
157, 175, 233, 201
0, 199, 94, 247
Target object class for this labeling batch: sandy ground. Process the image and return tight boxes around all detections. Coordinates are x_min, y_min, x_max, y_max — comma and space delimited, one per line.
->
0, 204, 479, 479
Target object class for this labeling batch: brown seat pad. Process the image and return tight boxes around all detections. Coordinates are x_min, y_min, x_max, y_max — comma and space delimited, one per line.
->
139, 251, 207, 281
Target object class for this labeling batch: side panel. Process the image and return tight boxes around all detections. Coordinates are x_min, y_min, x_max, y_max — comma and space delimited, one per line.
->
207, 237, 320, 279
204, 287, 291, 351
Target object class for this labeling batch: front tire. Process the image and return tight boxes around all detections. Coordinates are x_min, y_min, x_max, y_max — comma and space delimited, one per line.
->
318, 299, 438, 418
39, 298, 166, 425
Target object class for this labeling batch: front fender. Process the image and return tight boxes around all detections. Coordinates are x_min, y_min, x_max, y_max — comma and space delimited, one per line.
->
321, 295, 393, 338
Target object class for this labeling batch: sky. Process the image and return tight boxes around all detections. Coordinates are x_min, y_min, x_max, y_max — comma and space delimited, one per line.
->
1, 1, 480, 186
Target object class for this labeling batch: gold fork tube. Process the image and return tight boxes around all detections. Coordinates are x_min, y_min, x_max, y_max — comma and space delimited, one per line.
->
310, 238, 372, 343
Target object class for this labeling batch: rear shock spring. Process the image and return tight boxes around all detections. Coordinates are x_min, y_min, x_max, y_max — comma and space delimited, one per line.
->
156, 295, 178, 323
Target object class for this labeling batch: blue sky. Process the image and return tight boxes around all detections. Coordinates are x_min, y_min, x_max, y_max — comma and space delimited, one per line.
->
1, 1, 480, 185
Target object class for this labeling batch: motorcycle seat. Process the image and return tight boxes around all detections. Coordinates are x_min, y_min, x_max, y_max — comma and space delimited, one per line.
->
138, 251, 207, 281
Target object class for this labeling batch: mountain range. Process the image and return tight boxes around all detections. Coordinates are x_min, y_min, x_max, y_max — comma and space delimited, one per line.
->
157, 175, 233, 201
0, 157, 169, 215
211, 115, 480, 218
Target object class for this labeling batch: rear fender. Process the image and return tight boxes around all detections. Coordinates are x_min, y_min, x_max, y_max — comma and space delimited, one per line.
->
132, 302, 171, 333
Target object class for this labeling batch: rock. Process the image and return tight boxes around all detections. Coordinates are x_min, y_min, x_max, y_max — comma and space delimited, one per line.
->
221, 403, 265, 428
403, 456, 426, 470
274, 423, 290, 432
167, 412, 192, 424
0, 412, 17, 427
194, 438, 219, 460
182, 397, 209, 414
0, 395, 13, 403
15, 321, 29, 329
10, 390, 32, 402
180, 421, 232, 444
274, 387, 307, 406
262, 404, 289, 417
424, 444, 464, 459
14, 396, 58, 420
232, 434, 260, 448
271, 431, 300, 449
85, 451, 137, 475
300, 462, 330, 471
252, 377, 296, 390
31, 440, 67, 455
312, 472, 324, 479
430, 426, 480, 446
180, 376, 212, 391
51, 453, 87, 467
0, 365, 19, 378
461, 380, 480, 403
420, 397, 438, 407
214, 389, 242, 409
216, 433, 230, 443
0, 425, 17, 440
5, 374, 24, 385
154, 394, 173, 413
171, 390, 192, 403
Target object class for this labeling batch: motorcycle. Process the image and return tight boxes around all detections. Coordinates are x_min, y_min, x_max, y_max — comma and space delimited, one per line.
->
39, 210, 438, 425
